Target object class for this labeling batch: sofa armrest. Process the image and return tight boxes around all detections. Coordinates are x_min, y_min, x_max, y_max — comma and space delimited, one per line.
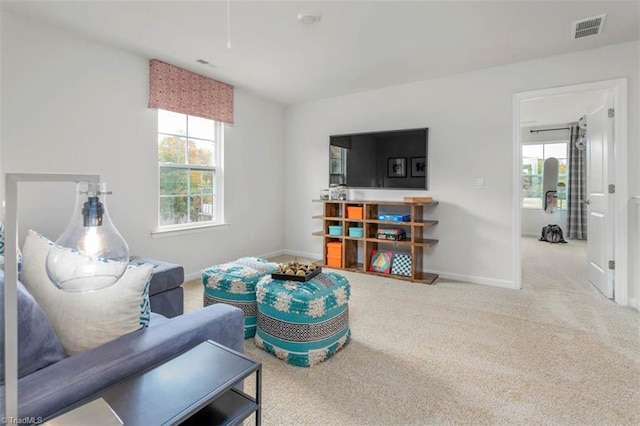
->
10, 303, 244, 421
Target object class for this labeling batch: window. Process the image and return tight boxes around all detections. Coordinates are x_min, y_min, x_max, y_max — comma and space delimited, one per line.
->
522, 141, 567, 209
158, 109, 223, 229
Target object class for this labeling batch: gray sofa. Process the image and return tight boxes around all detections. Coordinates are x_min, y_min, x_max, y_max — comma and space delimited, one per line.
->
130, 256, 185, 318
0, 269, 244, 422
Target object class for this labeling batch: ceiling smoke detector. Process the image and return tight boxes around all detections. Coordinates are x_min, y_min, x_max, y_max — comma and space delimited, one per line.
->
298, 11, 321, 25
571, 14, 606, 40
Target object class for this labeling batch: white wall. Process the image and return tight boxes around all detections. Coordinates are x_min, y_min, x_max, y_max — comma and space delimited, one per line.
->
0, 11, 286, 279
284, 41, 639, 295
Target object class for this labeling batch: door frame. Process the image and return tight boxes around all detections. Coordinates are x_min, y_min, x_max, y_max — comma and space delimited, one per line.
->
512, 78, 628, 305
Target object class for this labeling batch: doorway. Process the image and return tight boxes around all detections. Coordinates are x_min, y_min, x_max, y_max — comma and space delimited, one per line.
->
512, 79, 628, 305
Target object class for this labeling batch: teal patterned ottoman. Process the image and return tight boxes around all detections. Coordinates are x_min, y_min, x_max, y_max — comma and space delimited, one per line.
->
202, 257, 278, 338
255, 271, 351, 367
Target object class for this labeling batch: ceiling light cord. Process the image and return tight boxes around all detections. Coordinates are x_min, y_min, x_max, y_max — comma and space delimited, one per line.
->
226, 0, 231, 49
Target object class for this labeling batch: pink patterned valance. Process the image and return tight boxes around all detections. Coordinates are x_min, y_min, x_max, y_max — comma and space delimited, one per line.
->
148, 59, 234, 124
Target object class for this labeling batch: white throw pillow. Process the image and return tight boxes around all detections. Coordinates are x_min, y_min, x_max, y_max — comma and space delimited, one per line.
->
20, 230, 153, 356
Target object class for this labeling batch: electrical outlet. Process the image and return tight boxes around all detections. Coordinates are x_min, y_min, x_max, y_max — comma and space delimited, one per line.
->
475, 178, 485, 190
250, 232, 256, 241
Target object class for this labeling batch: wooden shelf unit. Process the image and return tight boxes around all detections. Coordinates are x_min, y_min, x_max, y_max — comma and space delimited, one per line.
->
313, 199, 439, 284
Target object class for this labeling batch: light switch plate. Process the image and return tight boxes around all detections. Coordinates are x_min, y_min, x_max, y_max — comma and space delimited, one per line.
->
475, 178, 485, 190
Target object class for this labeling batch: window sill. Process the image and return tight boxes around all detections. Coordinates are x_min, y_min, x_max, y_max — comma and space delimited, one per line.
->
151, 222, 230, 239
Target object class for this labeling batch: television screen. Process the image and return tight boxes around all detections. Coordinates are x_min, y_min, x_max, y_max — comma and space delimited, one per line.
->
329, 128, 428, 189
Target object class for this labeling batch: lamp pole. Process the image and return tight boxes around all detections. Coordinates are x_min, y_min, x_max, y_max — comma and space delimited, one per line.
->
4, 173, 99, 421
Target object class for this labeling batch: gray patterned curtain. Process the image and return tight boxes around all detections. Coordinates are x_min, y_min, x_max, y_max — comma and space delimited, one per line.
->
567, 124, 587, 239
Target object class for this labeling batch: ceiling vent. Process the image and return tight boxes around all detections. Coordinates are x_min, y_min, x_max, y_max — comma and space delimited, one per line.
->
196, 59, 216, 69
571, 14, 606, 40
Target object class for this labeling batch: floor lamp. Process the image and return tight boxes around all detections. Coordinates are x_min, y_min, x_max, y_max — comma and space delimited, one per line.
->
3, 173, 128, 421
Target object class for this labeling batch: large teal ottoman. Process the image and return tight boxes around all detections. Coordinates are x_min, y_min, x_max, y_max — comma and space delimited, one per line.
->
254, 271, 351, 367
202, 257, 278, 338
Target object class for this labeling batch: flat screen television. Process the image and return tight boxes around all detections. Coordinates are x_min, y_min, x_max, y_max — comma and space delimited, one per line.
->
329, 128, 428, 189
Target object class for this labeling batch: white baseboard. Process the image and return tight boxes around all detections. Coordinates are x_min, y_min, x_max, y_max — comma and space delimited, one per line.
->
521, 232, 540, 238
256, 249, 287, 259
276, 249, 323, 261
184, 271, 202, 282
433, 270, 516, 289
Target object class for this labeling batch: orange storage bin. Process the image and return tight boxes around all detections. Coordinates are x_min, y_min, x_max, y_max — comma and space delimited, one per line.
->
327, 256, 342, 268
327, 252, 341, 261
326, 241, 342, 267
327, 241, 342, 253
327, 250, 342, 259
326, 242, 342, 255
347, 206, 363, 220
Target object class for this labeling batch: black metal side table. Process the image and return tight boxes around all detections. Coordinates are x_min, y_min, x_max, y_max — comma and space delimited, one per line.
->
63, 340, 261, 426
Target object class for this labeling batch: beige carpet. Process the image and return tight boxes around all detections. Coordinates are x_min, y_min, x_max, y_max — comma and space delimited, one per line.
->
182, 240, 639, 424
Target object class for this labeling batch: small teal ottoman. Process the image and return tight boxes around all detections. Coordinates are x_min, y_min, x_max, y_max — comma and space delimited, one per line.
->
202, 257, 278, 338
255, 271, 351, 367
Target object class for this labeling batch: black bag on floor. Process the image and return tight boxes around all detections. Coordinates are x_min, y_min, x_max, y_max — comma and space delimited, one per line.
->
539, 224, 567, 243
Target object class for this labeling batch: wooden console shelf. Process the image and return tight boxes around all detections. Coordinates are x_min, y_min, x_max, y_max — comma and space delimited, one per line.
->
312, 199, 439, 284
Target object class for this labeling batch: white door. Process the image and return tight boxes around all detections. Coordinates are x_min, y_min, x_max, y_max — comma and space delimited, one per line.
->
586, 93, 614, 298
